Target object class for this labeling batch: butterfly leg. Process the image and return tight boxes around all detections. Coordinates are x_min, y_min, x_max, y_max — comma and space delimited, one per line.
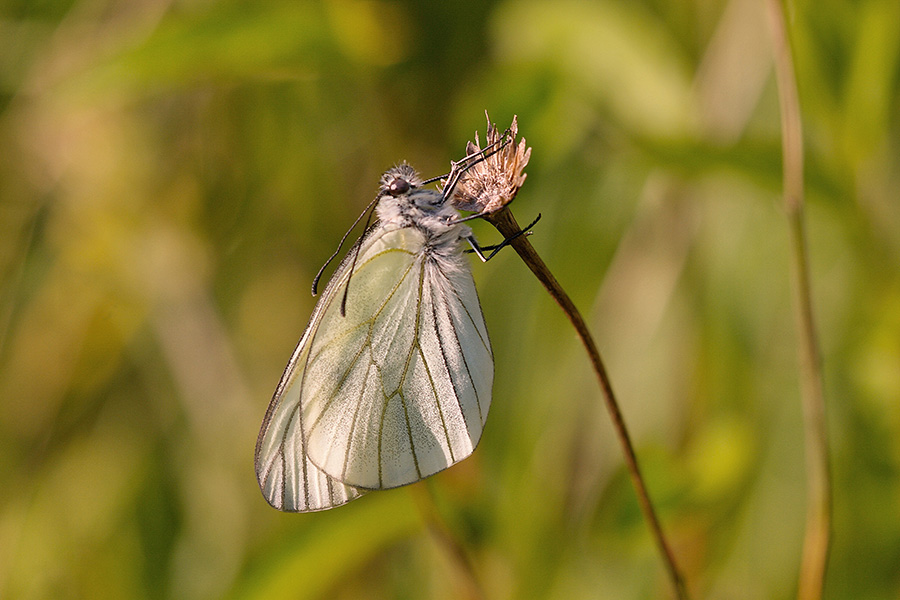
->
464, 213, 542, 262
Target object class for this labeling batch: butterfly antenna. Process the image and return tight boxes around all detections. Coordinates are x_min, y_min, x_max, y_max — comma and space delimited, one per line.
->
339, 200, 379, 317
417, 132, 510, 191
441, 134, 511, 201
312, 194, 381, 296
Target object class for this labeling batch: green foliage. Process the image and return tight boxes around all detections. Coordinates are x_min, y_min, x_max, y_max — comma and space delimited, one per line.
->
1, 0, 898, 598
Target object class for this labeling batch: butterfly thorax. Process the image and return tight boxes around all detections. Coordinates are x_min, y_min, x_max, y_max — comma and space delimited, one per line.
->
375, 188, 471, 252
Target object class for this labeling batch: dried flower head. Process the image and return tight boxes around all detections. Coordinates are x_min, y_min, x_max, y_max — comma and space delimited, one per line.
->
451, 113, 531, 215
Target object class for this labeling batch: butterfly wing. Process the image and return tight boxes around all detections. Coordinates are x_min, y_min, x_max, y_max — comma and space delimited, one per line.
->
255, 223, 493, 508
302, 225, 493, 489
255, 410, 364, 512
254, 233, 371, 512
301, 227, 493, 489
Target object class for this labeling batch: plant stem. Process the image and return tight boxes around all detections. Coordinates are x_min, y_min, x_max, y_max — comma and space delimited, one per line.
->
485, 208, 689, 600
766, 2, 832, 598
412, 484, 484, 600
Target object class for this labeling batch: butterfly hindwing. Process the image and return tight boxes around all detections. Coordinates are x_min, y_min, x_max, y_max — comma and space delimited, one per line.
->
254, 232, 372, 512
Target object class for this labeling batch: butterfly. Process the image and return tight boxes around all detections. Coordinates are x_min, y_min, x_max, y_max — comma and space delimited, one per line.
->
255, 146, 526, 511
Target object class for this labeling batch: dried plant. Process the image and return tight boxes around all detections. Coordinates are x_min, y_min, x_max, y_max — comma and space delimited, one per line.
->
452, 113, 531, 214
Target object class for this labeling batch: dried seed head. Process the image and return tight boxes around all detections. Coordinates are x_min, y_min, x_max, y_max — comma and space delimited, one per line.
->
451, 112, 531, 214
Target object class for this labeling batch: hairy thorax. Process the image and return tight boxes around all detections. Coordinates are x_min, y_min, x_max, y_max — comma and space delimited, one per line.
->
375, 188, 472, 261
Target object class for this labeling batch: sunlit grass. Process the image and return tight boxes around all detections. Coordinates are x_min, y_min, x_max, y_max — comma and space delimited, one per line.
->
1, 0, 898, 598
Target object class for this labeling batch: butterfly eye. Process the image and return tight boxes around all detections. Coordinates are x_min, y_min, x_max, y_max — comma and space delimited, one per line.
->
387, 177, 410, 196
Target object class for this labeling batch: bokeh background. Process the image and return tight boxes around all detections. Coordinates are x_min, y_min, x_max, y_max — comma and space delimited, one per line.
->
2, 0, 899, 598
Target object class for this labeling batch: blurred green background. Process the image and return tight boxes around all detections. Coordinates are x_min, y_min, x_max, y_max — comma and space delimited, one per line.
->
1, 0, 899, 598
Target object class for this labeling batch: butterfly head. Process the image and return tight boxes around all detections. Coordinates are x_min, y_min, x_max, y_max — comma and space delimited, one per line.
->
379, 163, 423, 197
375, 163, 462, 233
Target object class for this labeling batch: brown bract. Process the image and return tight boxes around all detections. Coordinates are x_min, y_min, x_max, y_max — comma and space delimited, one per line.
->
451, 113, 531, 215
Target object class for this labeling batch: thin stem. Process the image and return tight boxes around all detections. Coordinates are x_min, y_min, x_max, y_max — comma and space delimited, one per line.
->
766, 2, 832, 598
411, 484, 484, 600
485, 208, 688, 600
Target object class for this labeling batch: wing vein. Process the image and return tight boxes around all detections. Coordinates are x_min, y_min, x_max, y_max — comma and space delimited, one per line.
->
447, 283, 492, 359
417, 340, 455, 462
342, 360, 375, 481
442, 284, 485, 422
426, 276, 465, 456
401, 260, 429, 477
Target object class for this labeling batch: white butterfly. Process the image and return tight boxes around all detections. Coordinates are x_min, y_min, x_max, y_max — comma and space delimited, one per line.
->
255, 158, 507, 512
